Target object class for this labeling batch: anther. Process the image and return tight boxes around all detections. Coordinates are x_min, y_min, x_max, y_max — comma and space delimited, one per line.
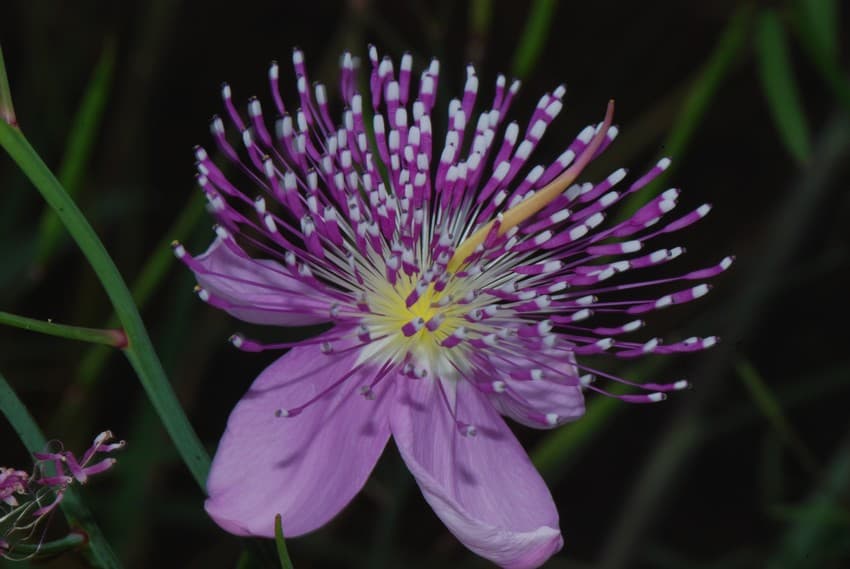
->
402, 317, 426, 337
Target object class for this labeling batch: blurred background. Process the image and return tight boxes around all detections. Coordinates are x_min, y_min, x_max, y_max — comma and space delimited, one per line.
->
1, 0, 849, 568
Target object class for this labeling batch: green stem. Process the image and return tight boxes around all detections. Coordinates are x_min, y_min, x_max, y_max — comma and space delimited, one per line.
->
0, 310, 126, 346
0, 372, 122, 568
0, 44, 16, 127
511, 0, 558, 79
0, 120, 210, 489
617, 3, 753, 220
77, 191, 206, 389
735, 358, 820, 475
35, 41, 116, 267
5, 531, 86, 557
274, 515, 295, 569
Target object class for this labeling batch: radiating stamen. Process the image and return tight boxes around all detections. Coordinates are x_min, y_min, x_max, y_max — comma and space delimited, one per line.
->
447, 100, 616, 272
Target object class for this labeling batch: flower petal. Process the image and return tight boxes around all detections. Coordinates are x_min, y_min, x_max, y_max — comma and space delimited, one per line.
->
205, 333, 392, 537
191, 237, 330, 326
484, 351, 585, 429
390, 376, 563, 569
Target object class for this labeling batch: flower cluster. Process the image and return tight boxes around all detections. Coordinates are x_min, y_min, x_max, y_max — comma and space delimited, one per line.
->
179, 47, 731, 568
1, 431, 123, 559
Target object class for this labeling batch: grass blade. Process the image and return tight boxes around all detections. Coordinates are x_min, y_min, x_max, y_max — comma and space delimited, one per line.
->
755, 10, 813, 163
618, 3, 753, 219
735, 358, 819, 475
511, 0, 558, 79
35, 41, 116, 268
0, 44, 15, 127
792, 0, 850, 113
274, 514, 295, 569
768, 426, 850, 568
795, 0, 839, 61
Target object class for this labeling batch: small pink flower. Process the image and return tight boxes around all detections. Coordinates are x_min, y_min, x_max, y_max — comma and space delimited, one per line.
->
180, 47, 729, 568
0, 468, 28, 507
1, 432, 123, 559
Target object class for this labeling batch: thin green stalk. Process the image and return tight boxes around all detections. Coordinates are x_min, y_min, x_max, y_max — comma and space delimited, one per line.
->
274, 515, 295, 569
598, 113, 850, 569
532, 357, 666, 481
470, 0, 492, 37
768, 424, 850, 569
618, 3, 753, 219
0, 44, 16, 127
532, 391, 620, 478
0, 120, 210, 489
735, 358, 819, 475
35, 41, 116, 267
77, 191, 206, 388
4, 532, 86, 558
466, 0, 492, 64
0, 372, 122, 568
755, 10, 813, 164
511, 0, 558, 79
792, 9, 850, 114
0, 310, 126, 346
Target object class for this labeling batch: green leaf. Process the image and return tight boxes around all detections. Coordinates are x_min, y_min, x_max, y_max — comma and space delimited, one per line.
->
792, 1, 850, 114
795, 0, 839, 61
511, 0, 558, 79
770, 503, 850, 527
274, 514, 295, 569
755, 10, 813, 164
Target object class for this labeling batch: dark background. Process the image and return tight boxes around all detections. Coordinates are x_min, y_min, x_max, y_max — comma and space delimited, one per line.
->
1, 1, 849, 568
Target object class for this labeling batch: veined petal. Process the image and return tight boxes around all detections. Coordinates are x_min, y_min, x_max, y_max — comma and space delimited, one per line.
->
205, 334, 392, 537
391, 377, 562, 569
486, 353, 585, 429
192, 237, 330, 326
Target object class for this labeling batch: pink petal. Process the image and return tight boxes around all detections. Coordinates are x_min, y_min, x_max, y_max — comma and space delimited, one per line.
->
391, 376, 563, 569
205, 334, 392, 537
486, 352, 585, 429
191, 237, 330, 326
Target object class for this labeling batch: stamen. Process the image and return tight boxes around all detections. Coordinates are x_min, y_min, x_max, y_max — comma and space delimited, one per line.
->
447, 100, 616, 272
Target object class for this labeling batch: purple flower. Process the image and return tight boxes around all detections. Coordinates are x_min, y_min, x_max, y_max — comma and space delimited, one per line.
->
180, 47, 731, 568
2, 431, 123, 559
0, 468, 29, 507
